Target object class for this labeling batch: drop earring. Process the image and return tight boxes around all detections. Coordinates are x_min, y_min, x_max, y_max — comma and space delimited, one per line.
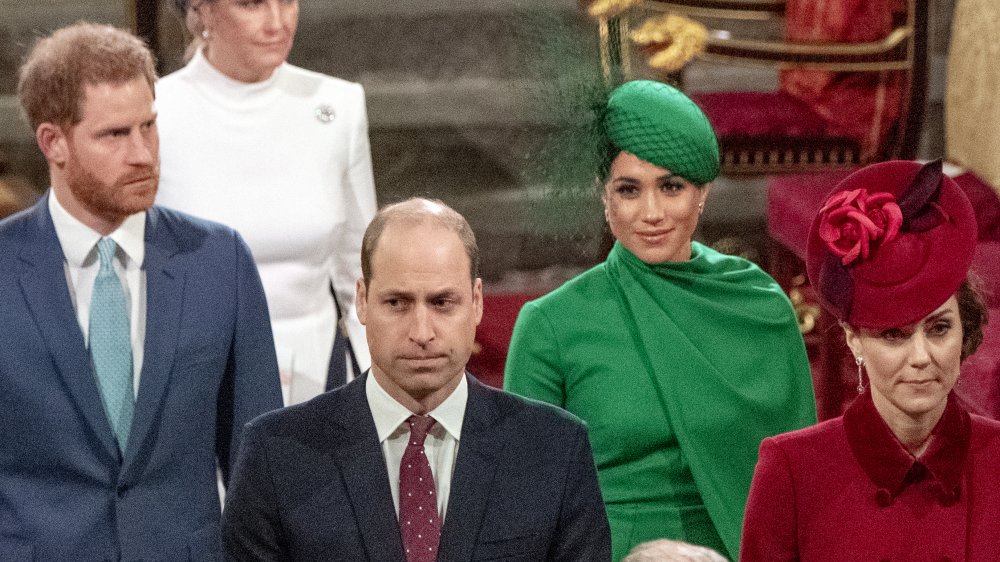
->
855, 356, 865, 394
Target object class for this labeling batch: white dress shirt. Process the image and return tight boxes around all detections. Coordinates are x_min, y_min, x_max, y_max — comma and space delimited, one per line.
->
366, 373, 468, 522
49, 191, 147, 396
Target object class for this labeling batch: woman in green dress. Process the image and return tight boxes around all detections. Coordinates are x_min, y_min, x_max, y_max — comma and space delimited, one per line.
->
504, 80, 817, 561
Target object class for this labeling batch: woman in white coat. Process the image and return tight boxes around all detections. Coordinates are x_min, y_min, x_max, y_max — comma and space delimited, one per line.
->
156, 0, 377, 404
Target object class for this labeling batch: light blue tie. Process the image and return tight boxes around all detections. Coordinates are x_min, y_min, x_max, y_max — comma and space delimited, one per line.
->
89, 237, 134, 452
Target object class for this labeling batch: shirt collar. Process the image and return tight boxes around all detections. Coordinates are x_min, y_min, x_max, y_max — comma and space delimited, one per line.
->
366, 372, 468, 443
844, 389, 970, 507
49, 190, 146, 268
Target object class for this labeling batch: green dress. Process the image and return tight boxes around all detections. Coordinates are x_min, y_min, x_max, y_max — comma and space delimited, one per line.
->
504, 242, 817, 561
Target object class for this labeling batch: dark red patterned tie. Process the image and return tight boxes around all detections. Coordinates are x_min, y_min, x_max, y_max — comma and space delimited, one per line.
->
399, 415, 440, 562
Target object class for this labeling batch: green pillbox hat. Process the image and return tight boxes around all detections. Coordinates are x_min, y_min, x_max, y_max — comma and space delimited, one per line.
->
604, 80, 720, 185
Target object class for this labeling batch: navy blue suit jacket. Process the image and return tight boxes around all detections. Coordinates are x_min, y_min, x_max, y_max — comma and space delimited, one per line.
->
0, 197, 283, 560
223, 373, 611, 560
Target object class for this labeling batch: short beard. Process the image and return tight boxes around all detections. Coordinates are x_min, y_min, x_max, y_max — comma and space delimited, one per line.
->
64, 150, 157, 224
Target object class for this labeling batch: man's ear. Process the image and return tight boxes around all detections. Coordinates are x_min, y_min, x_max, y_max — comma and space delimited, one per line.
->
356, 278, 368, 325
472, 277, 483, 327
36, 123, 68, 165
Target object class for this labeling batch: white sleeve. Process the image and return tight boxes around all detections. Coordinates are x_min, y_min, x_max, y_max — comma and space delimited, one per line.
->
330, 83, 377, 372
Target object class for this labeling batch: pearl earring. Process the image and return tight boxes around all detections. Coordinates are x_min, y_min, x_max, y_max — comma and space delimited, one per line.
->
855, 356, 865, 394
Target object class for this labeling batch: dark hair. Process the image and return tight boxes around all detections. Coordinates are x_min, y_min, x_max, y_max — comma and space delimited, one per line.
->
17, 22, 156, 130
360, 198, 480, 287
598, 146, 711, 190
958, 272, 989, 360
597, 143, 619, 183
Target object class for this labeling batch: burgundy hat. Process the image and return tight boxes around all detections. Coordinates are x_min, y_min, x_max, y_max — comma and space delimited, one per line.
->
806, 159, 977, 329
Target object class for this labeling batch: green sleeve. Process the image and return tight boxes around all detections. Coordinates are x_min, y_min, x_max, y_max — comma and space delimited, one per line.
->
503, 301, 567, 408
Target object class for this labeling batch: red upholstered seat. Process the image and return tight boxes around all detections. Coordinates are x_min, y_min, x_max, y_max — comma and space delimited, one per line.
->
692, 92, 864, 172
954, 173, 1000, 242
778, 0, 910, 163
467, 292, 541, 389
692, 91, 831, 139
767, 170, 855, 259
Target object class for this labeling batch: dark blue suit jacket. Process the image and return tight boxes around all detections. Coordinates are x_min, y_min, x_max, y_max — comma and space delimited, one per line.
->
0, 197, 283, 560
223, 373, 611, 561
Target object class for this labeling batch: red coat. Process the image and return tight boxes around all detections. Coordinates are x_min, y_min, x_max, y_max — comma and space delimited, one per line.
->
741, 391, 1000, 561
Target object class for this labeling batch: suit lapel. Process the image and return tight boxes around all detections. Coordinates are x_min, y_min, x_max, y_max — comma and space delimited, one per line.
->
331, 375, 406, 561
437, 375, 503, 561
121, 208, 185, 476
17, 198, 120, 462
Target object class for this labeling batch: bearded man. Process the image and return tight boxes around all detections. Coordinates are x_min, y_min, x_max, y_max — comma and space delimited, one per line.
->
0, 22, 282, 559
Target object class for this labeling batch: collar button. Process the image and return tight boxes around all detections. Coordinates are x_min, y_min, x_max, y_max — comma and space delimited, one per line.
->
875, 488, 893, 507
939, 485, 961, 507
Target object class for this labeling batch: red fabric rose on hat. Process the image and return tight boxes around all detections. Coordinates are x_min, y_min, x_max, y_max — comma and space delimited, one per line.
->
818, 188, 903, 265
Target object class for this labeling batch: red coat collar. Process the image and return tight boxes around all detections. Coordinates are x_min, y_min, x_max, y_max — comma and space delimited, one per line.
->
843, 390, 970, 507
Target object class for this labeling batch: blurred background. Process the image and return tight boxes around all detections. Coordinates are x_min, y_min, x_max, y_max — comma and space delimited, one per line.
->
0, 0, 957, 286
6, 0, 991, 415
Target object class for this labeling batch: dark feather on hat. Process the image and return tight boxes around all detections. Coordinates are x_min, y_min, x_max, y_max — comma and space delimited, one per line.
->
899, 158, 947, 232
819, 252, 854, 321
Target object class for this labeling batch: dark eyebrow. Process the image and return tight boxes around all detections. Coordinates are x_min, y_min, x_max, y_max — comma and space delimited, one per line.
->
610, 176, 640, 184
611, 173, 681, 184
96, 126, 130, 137
925, 309, 956, 323
378, 289, 414, 300
427, 289, 461, 301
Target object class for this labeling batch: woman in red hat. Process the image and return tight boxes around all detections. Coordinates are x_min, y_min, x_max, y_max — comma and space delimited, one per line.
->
740, 159, 1000, 561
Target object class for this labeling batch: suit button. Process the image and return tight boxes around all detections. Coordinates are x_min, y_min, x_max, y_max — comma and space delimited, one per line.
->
927, 482, 960, 506
117, 485, 128, 499
875, 488, 892, 507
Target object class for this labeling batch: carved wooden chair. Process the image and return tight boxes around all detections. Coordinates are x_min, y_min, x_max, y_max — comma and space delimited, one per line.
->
593, 0, 929, 175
